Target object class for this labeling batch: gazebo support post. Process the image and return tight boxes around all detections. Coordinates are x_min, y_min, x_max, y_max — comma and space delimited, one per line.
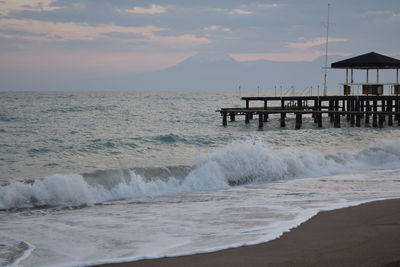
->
351, 68, 353, 83
377, 69, 379, 83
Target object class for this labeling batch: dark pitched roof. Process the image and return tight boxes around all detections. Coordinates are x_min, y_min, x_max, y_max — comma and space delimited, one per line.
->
331, 52, 400, 69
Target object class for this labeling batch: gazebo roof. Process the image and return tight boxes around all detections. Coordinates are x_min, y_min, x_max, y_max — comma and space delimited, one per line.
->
331, 52, 400, 69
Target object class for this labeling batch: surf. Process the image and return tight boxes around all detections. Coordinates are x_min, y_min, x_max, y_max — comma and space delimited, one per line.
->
1, 138, 400, 210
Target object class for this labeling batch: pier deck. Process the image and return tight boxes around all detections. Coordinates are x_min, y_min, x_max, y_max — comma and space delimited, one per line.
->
217, 95, 400, 129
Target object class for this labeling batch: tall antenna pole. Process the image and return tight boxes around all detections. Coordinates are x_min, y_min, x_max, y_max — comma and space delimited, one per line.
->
323, 3, 330, 96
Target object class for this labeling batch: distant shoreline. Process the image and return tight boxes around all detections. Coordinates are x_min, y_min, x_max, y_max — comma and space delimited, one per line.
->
96, 198, 400, 267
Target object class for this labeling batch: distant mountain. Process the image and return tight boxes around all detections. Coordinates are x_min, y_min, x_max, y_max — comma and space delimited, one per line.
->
179, 52, 237, 65
128, 52, 348, 92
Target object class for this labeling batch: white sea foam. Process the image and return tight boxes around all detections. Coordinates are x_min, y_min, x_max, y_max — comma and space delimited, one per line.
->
1, 138, 400, 210
0, 236, 35, 267
2, 169, 400, 267
73, 208, 320, 267
74, 198, 392, 267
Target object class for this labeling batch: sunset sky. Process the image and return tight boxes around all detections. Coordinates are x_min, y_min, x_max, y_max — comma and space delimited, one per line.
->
0, 0, 399, 90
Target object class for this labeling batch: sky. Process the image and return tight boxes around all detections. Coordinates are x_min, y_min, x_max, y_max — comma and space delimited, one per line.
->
0, 0, 399, 90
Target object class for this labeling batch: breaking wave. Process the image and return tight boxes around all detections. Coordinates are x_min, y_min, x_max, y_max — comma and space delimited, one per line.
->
1, 138, 400, 210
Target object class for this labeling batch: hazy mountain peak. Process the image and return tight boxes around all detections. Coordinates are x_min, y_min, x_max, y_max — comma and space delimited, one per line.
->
182, 52, 236, 64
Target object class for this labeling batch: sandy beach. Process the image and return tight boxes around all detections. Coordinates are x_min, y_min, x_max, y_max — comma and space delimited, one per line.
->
97, 198, 400, 267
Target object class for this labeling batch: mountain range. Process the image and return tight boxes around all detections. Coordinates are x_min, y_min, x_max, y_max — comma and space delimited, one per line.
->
125, 52, 347, 93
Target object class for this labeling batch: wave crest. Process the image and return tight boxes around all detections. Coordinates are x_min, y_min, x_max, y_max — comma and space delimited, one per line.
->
1, 138, 400, 210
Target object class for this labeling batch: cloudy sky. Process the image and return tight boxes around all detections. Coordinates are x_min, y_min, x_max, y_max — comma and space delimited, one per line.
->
0, 0, 399, 90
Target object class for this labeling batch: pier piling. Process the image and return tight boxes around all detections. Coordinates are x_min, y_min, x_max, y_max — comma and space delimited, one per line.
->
280, 113, 286, 127
388, 100, 393, 126
373, 100, 378, 127
258, 113, 264, 128
230, 113, 235, 122
295, 113, 302, 129
317, 112, 323, 128
222, 112, 227, 126
379, 115, 384, 128
365, 101, 370, 124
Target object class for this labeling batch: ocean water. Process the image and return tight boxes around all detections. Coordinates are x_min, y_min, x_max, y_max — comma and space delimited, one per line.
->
1, 91, 400, 266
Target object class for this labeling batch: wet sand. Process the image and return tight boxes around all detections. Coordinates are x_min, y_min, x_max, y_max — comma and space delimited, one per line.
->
97, 199, 400, 267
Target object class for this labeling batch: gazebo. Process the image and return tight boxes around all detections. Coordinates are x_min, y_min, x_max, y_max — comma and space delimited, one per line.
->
331, 52, 400, 95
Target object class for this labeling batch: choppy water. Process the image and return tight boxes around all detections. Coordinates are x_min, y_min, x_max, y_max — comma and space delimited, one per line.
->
1, 91, 400, 266
0, 91, 241, 183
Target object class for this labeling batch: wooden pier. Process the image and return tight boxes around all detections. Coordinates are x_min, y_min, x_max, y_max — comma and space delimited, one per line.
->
218, 52, 400, 129
217, 95, 400, 129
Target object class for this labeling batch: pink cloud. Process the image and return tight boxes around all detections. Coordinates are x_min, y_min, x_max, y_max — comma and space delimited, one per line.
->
0, 19, 161, 41
231, 51, 352, 62
0, 0, 60, 16
0, 50, 195, 75
125, 4, 167, 15
229, 9, 253, 15
286, 37, 348, 49
0, 19, 209, 47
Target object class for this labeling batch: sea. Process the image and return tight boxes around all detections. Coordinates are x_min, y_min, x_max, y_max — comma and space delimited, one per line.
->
1, 90, 400, 267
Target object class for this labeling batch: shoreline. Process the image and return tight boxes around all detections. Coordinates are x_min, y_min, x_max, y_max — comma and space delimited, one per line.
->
95, 198, 400, 267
